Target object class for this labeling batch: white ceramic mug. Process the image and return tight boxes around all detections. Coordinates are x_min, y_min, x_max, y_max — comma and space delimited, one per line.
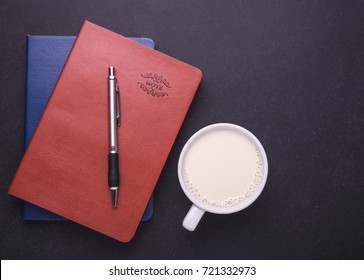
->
178, 123, 268, 231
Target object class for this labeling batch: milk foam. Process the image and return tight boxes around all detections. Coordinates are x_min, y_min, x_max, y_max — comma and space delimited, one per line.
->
183, 129, 263, 208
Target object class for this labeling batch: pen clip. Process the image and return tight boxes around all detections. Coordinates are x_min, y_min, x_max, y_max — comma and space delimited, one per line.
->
116, 83, 121, 127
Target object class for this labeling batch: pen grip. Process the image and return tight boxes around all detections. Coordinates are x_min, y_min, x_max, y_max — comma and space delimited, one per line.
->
108, 153, 119, 187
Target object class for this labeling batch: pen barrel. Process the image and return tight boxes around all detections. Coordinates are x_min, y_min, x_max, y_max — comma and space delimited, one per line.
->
108, 153, 119, 187
108, 73, 118, 152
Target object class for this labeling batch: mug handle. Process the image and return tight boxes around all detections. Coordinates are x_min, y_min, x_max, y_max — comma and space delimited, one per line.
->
183, 204, 205, 231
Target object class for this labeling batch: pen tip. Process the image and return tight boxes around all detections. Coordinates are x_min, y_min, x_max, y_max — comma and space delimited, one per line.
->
111, 188, 118, 208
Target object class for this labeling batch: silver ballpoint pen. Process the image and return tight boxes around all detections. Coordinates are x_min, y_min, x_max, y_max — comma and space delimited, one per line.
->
108, 66, 121, 207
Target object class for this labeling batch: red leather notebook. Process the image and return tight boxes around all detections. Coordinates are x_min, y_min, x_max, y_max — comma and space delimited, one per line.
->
8, 21, 202, 242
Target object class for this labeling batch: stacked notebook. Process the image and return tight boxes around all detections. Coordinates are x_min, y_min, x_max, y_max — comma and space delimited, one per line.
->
24, 35, 154, 221
9, 21, 202, 242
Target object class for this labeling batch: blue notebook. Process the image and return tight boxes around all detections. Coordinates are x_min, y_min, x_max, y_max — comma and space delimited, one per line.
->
24, 35, 154, 221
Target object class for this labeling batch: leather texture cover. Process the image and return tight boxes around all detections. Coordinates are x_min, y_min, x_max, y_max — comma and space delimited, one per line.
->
24, 35, 155, 222
24, 36, 75, 220
9, 21, 202, 242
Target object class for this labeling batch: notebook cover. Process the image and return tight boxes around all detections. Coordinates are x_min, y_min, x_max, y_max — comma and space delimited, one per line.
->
9, 21, 202, 242
23, 35, 154, 222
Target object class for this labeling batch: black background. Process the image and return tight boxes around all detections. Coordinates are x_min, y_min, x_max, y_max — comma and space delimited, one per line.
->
1, 0, 363, 259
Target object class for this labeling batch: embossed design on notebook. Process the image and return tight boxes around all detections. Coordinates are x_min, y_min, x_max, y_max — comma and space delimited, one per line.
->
137, 73, 172, 97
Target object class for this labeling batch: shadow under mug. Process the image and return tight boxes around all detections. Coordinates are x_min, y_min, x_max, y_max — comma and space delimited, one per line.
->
177, 123, 268, 231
